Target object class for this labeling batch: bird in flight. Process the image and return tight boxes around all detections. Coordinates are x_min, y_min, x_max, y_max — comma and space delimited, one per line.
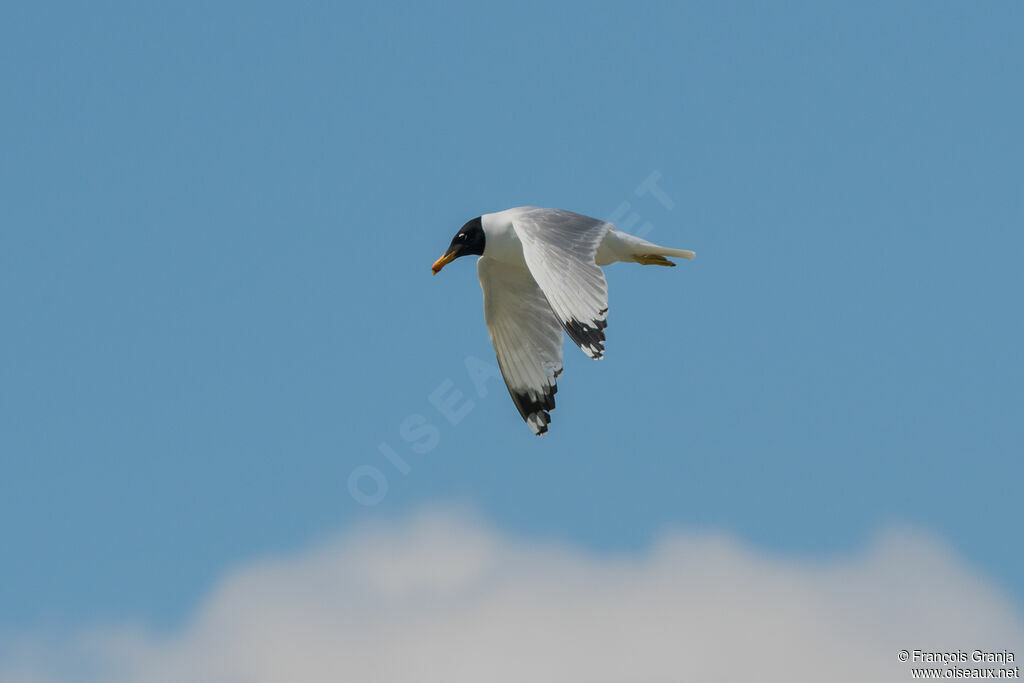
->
432, 206, 694, 435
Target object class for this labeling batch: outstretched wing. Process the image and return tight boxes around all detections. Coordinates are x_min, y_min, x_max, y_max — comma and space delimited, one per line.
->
511, 208, 613, 359
478, 256, 564, 436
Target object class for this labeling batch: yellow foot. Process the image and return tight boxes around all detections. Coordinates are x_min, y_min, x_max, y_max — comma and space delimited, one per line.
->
635, 254, 676, 267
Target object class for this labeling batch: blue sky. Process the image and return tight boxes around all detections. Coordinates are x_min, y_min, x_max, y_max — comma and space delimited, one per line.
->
1, 0, 1022, 641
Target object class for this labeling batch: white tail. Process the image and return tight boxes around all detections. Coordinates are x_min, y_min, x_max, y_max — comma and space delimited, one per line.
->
596, 229, 696, 266
649, 246, 696, 260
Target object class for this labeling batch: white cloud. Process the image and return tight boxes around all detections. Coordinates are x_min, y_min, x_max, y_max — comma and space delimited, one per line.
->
3, 507, 1022, 683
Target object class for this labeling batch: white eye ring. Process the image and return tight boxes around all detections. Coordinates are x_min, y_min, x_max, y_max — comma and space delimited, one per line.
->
458, 233, 466, 238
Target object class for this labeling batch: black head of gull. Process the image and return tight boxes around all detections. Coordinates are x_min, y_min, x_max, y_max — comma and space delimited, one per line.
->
432, 216, 486, 275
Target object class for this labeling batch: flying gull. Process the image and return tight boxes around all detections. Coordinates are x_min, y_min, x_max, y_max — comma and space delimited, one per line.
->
432, 206, 694, 435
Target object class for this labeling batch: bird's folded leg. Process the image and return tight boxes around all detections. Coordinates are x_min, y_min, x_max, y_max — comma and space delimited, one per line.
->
634, 254, 676, 267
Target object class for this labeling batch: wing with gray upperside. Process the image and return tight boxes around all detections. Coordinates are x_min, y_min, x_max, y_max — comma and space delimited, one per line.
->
511, 208, 613, 359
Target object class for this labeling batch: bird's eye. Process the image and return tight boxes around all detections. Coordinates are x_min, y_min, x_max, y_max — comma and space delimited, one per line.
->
458, 233, 466, 239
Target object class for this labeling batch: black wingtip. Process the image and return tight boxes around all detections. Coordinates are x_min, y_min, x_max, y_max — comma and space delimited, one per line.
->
511, 387, 555, 436
563, 316, 608, 359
